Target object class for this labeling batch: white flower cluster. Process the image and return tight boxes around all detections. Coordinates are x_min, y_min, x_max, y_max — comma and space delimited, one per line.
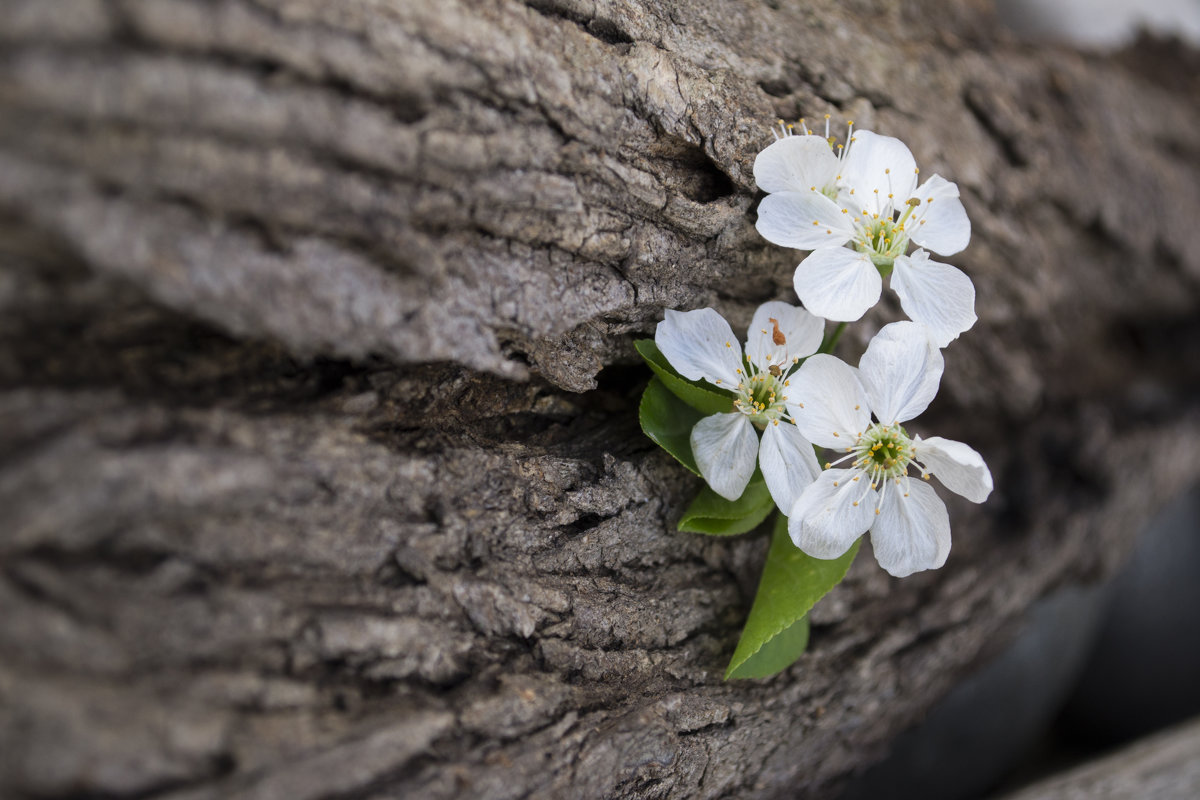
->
655, 120, 993, 577
756, 118, 976, 347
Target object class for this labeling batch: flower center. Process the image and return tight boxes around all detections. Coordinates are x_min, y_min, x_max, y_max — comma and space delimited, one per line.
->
853, 215, 910, 269
734, 371, 788, 428
853, 422, 913, 481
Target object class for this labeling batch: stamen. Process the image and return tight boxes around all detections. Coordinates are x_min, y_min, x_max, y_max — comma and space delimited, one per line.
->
769, 317, 786, 346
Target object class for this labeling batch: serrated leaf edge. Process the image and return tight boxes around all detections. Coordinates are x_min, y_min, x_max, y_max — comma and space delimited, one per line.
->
726, 617, 809, 680
724, 536, 861, 679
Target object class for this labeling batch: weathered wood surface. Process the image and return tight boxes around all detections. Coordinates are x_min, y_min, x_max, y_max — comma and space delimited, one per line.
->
997, 716, 1200, 800
1, 1, 1199, 798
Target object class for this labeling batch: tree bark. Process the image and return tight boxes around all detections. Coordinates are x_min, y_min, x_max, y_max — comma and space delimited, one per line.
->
1, 1, 1199, 798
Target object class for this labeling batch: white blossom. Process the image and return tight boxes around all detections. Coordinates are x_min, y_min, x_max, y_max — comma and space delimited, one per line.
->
655, 302, 825, 509
754, 123, 976, 345
785, 321, 993, 577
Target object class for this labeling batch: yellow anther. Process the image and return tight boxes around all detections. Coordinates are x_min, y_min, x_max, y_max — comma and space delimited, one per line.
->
833, 481, 839, 487
852, 501, 859, 507
922, 474, 932, 481
832, 432, 840, 437
773, 419, 779, 426
725, 341, 731, 347
824, 462, 832, 469
812, 220, 820, 226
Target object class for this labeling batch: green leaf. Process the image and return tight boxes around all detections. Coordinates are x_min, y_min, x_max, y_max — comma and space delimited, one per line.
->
726, 616, 809, 680
634, 339, 735, 416
678, 473, 775, 536
638, 377, 703, 476
725, 514, 860, 680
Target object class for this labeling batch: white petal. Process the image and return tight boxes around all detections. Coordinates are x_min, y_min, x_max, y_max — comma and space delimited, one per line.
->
785, 354, 871, 449
891, 250, 977, 348
858, 321, 944, 424
690, 412, 759, 501
759, 420, 821, 513
756, 191, 855, 250
792, 248, 882, 322
839, 130, 919, 216
745, 300, 825, 369
914, 435, 993, 503
869, 479, 951, 577
788, 468, 876, 560
655, 308, 744, 387
753, 135, 840, 195
908, 174, 971, 255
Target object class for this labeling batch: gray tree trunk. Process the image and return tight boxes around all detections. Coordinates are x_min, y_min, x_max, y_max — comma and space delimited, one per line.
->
2, 1, 1199, 798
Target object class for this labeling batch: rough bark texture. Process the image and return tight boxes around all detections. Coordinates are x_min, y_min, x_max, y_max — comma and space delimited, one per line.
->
1, 1, 1199, 798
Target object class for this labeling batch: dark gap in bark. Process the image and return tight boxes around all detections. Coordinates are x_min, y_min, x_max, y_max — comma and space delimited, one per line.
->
647, 137, 736, 204
525, 0, 635, 48
758, 78, 792, 98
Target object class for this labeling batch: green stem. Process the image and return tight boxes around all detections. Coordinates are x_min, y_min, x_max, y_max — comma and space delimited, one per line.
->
819, 321, 847, 355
